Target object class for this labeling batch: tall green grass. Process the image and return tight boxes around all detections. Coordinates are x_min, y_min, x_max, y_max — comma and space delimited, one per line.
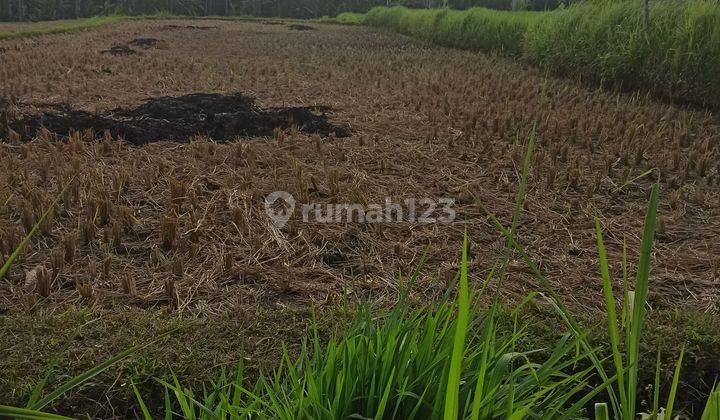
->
524, 0, 720, 109
317, 12, 365, 25
365, 6, 545, 56
364, 2, 720, 109
0, 16, 125, 41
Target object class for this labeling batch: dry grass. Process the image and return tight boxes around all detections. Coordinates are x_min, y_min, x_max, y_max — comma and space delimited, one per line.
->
0, 19, 719, 318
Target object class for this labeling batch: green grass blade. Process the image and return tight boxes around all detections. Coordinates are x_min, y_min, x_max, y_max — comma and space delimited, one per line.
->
509, 129, 535, 249
0, 405, 73, 420
594, 403, 610, 420
32, 328, 175, 410
374, 368, 395, 420
31, 344, 142, 411
701, 384, 720, 420
595, 218, 628, 414
665, 345, 685, 420
26, 319, 99, 409
627, 184, 660, 416
443, 230, 470, 420
470, 303, 497, 420
131, 382, 153, 420
481, 204, 619, 413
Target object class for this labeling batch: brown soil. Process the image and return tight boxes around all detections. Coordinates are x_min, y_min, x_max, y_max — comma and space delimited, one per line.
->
0, 18, 718, 416
0, 19, 717, 313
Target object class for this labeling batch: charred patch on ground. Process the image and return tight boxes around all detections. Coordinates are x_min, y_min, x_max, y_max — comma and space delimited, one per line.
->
102, 38, 162, 55
159, 24, 216, 31
100, 45, 136, 56
288, 24, 316, 31
128, 38, 161, 48
6, 93, 350, 145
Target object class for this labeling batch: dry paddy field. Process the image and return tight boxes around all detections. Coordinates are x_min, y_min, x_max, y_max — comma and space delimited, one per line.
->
1, 19, 719, 416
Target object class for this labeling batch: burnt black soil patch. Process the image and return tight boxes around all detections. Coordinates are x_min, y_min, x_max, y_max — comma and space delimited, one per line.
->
5, 93, 350, 145
101, 45, 137, 56
159, 24, 216, 31
128, 38, 160, 48
288, 24, 316, 31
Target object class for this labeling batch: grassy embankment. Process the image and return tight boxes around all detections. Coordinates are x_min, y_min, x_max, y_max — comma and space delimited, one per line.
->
363, 2, 720, 110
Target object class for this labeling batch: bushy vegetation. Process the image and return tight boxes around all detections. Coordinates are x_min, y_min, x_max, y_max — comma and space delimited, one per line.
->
317, 12, 365, 25
524, 0, 720, 109
365, 6, 544, 55
365, 1, 720, 109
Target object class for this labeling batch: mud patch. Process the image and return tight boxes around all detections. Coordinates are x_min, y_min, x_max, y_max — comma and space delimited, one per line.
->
288, 24, 316, 31
260, 20, 285, 25
101, 45, 136, 56
6, 93, 350, 145
128, 38, 160, 48
160, 24, 216, 31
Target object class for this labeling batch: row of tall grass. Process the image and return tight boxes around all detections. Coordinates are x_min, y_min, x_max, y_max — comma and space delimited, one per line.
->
1, 136, 719, 418
364, 1, 720, 110
0, 15, 125, 40
317, 12, 366, 25
364, 6, 544, 56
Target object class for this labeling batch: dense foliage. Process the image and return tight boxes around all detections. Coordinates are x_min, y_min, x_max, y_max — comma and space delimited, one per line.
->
366, 1, 720, 109
365, 6, 544, 55
525, 0, 720, 110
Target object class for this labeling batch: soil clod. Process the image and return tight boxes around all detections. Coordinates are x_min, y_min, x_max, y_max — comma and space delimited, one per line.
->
7, 93, 350, 145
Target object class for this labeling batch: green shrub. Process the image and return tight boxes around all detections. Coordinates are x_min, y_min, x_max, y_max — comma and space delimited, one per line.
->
317, 12, 365, 25
524, 0, 720, 108
365, 6, 545, 55
365, 2, 720, 109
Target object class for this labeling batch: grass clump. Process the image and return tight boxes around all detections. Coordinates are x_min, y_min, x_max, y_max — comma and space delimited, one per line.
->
317, 12, 365, 25
141, 284, 600, 418
365, 6, 545, 56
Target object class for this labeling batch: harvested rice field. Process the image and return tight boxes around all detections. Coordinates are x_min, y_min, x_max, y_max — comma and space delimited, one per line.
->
1, 19, 719, 417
